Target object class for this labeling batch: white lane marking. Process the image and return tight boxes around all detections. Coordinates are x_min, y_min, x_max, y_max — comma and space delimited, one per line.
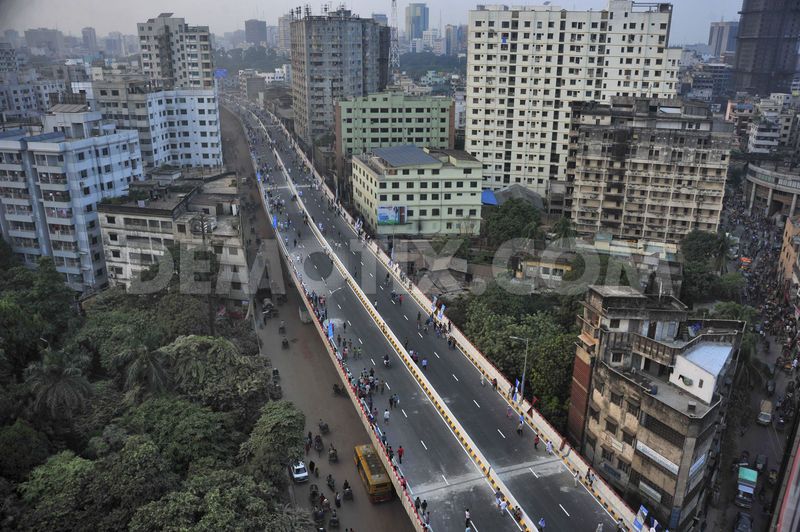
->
441, 474, 449, 486
358, 338, 363, 345
369, 273, 374, 277
347, 320, 352, 326
402, 409, 408, 418
370, 358, 376, 366
420, 440, 428, 450
452, 374, 459, 382
559, 504, 570, 517
379, 285, 384, 290
385, 382, 391, 390
529, 467, 539, 479
337, 304, 342, 309
404, 315, 409, 321
418, 332, 423, 338
434, 351, 440, 358
497, 429, 506, 439
360, 261, 364, 265
473, 399, 481, 408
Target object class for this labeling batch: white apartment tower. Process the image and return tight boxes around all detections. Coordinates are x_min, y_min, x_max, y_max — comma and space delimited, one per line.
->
0, 104, 143, 291
465, 0, 681, 213
137, 13, 214, 90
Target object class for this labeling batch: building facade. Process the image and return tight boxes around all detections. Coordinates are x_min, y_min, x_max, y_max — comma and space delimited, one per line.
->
734, 0, 800, 96
569, 97, 730, 244
335, 92, 455, 180
278, 14, 293, 55
98, 173, 250, 302
465, 0, 681, 213
0, 70, 66, 122
568, 286, 744, 529
745, 162, 800, 219
0, 104, 143, 291
779, 217, 800, 301
82, 27, 98, 54
0, 43, 22, 73
351, 145, 482, 237
707, 21, 737, 59
24, 28, 64, 57
90, 77, 222, 169
244, 19, 268, 45
137, 13, 214, 89
405, 3, 429, 41
290, 8, 390, 148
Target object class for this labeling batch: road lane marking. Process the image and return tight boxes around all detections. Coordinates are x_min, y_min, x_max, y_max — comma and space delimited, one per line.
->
347, 320, 352, 326
452, 374, 459, 382
360, 261, 364, 265
559, 504, 570, 517
529, 467, 539, 479
497, 429, 506, 439
385, 382, 391, 390
434, 351, 440, 358
418, 332, 423, 338
404, 315, 409, 320
420, 440, 428, 450
473, 399, 480, 408
337, 304, 342, 309
402, 409, 408, 418
441, 474, 449, 485
371, 358, 376, 366
369, 273, 374, 277
358, 338, 363, 345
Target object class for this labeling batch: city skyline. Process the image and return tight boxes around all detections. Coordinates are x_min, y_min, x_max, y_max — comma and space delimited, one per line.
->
1, 0, 741, 46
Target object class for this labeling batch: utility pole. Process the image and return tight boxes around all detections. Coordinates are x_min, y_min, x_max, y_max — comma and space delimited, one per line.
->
199, 212, 216, 335
509, 336, 531, 401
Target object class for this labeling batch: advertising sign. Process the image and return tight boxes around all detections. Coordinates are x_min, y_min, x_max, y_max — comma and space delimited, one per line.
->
377, 206, 407, 226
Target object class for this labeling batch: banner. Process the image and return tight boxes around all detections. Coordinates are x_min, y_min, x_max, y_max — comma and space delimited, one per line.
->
377, 206, 407, 226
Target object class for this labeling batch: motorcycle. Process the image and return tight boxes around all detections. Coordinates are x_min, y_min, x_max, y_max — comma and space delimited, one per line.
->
383, 355, 391, 368
319, 420, 330, 434
333, 383, 346, 397
328, 446, 338, 463
326, 474, 335, 490
314, 435, 324, 454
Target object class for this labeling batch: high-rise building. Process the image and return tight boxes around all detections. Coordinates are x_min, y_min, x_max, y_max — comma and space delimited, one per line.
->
89, 76, 222, 169
278, 14, 293, 55
707, 21, 738, 58
568, 97, 730, 245
244, 19, 268, 45
137, 13, 214, 89
0, 70, 65, 121
82, 27, 98, 54
24, 28, 64, 57
444, 24, 467, 56
0, 42, 21, 73
405, 3, 429, 41
465, 0, 681, 214
569, 285, 744, 529
372, 13, 389, 27
0, 104, 143, 291
290, 8, 390, 148
734, 0, 800, 96
3, 30, 20, 49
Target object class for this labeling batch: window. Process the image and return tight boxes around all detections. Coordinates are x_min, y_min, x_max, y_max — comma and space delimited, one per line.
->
605, 419, 618, 435
601, 448, 614, 461
589, 407, 599, 423
626, 401, 640, 417
111, 250, 120, 258
106, 215, 116, 224
610, 392, 623, 406
617, 460, 631, 474
231, 281, 242, 290
610, 319, 620, 328
622, 432, 634, 446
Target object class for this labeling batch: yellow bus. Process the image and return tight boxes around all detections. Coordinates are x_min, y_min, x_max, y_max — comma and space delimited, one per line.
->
354, 444, 393, 502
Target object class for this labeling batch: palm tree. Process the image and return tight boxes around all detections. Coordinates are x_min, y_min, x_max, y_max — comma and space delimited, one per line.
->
113, 345, 170, 402
552, 217, 576, 248
713, 233, 732, 274
268, 503, 314, 532
25, 350, 92, 419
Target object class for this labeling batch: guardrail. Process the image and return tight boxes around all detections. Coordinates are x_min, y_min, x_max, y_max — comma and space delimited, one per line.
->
231, 101, 538, 531
237, 99, 635, 529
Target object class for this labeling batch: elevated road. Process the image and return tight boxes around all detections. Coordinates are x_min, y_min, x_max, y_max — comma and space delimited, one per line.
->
225, 97, 624, 532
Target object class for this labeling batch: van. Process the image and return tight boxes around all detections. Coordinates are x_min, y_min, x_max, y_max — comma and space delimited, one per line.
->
757, 400, 773, 425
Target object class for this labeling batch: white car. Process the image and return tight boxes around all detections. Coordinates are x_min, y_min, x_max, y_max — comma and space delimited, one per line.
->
290, 460, 309, 483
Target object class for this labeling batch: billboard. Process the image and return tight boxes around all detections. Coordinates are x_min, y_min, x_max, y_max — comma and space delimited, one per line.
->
377, 206, 407, 226
214, 68, 228, 79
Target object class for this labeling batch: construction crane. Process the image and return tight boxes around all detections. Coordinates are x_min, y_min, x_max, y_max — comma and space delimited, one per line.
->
389, 0, 400, 79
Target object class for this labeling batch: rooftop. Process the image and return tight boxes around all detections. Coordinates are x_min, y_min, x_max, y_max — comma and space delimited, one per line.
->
48, 103, 90, 113
683, 342, 733, 378
590, 285, 648, 299
373, 145, 440, 167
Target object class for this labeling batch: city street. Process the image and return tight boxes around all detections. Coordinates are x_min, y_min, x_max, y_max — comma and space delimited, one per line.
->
224, 97, 620, 531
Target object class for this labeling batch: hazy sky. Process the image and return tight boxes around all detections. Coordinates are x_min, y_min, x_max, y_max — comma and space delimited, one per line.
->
0, 0, 741, 45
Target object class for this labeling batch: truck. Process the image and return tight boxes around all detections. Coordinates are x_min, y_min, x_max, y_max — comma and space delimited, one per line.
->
734, 467, 758, 509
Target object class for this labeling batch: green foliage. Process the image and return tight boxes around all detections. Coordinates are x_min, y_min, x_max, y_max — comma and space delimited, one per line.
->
0, 420, 50, 481
25, 350, 92, 420
120, 397, 239, 473
483, 198, 541, 247
214, 46, 286, 73
239, 401, 305, 488
715, 272, 745, 301
160, 336, 271, 423
71, 380, 126, 454
399, 52, 466, 79
155, 292, 211, 338
129, 470, 275, 532
113, 345, 170, 403
681, 230, 720, 263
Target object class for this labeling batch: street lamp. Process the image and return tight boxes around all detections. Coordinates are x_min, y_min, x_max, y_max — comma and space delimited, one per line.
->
509, 336, 530, 402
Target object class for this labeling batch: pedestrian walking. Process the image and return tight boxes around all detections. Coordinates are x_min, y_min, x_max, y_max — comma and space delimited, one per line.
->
335, 491, 342, 508
495, 491, 502, 508
415, 497, 421, 512
546, 441, 553, 455
388, 446, 394, 461
384, 409, 390, 424
573, 469, 579, 487
465, 508, 470, 523
595, 524, 604, 532
538, 517, 546, 530
517, 421, 524, 436
507, 405, 512, 418
397, 445, 404, 464
380, 379, 385, 394
309, 460, 316, 474
421, 499, 428, 513
422, 358, 428, 370
500, 499, 508, 513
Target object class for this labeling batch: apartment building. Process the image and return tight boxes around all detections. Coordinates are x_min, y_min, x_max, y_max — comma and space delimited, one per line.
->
351, 145, 482, 237
88, 76, 222, 169
707, 21, 737, 59
568, 286, 744, 529
335, 92, 455, 181
0, 43, 22, 73
290, 8, 390, 148
569, 97, 730, 244
244, 19, 268, 46
779, 217, 800, 302
137, 13, 214, 89
745, 161, 800, 218
278, 14, 293, 55
465, 0, 681, 213
0, 70, 65, 122
98, 172, 250, 303
746, 93, 797, 155
0, 104, 143, 291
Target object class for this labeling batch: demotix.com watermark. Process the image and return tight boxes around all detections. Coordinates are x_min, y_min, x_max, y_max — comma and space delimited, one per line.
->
125, 236, 679, 298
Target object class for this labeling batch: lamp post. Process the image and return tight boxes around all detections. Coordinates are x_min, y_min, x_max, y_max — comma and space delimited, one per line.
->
509, 335, 530, 402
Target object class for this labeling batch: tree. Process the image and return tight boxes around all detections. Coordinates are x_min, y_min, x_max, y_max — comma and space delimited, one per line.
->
154, 293, 211, 338
715, 272, 745, 301
120, 397, 239, 473
238, 401, 305, 488
128, 470, 276, 532
0, 420, 50, 481
112, 345, 170, 403
551, 216, 576, 248
712, 233, 733, 274
483, 198, 541, 247
681, 230, 719, 263
25, 350, 92, 420
267, 503, 316, 532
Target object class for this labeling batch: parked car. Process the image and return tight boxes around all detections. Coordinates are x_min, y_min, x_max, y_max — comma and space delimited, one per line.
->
767, 379, 776, 396
289, 460, 309, 483
733, 512, 753, 532
754, 454, 768, 473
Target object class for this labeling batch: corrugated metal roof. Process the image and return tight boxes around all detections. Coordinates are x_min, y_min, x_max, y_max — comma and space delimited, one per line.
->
372, 145, 439, 167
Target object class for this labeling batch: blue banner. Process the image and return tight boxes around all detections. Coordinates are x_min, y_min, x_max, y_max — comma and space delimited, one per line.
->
214, 68, 228, 79
256, 171, 262, 182
272, 215, 278, 228
327, 322, 334, 339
